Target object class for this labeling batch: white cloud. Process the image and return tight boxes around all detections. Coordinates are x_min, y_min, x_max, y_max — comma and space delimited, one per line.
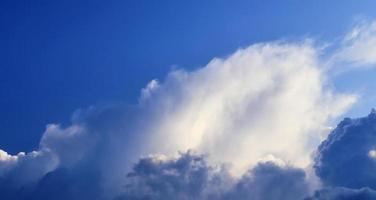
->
140, 79, 160, 102
368, 150, 376, 159
4, 22, 376, 198
0, 149, 21, 176
0, 148, 58, 186
333, 20, 376, 67
139, 41, 356, 175
40, 124, 94, 167
0, 149, 22, 162
0, 123, 91, 186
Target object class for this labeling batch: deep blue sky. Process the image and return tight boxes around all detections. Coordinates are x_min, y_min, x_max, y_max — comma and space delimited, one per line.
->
1, 0, 376, 154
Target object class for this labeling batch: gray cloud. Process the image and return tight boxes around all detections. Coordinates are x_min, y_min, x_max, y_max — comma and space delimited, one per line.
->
116, 152, 310, 200
115, 152, 230, 200
222, 161, 309, 200
307, 187, 376, 200
314, 110, 376, 189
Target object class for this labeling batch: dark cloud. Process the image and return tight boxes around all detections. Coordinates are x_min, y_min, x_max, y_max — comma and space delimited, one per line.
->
222, 162, 309, 200
24, 167, 102, 200
307, 187, 376, 200
115, 151, 231, 200
116, 152, 310, 200
314, 110, 376, 189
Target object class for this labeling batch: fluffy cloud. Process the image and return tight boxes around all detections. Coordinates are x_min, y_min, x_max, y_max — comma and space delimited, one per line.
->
5, 21, 376, 199
314, 110, 376, 190
116, 152, 310, 200
0, 149, 57, 187
222, 161, 309, 200
115, 152, 230, 200
0, 122, 94, 189
139, 42, 355, 176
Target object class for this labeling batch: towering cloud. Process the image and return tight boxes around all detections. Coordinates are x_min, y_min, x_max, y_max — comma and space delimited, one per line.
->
4, 20, 376, 200
138, 42, 354, 176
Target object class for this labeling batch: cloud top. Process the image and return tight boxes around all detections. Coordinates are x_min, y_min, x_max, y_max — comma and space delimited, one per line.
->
140, 42, 355, 175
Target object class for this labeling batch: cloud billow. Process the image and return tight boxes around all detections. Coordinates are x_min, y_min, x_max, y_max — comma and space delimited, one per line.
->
3, 20, 376, 199
116, 152, 310, 200
314, 110, 376, 190
115, 152, 228, 200
221, 161, 309, 200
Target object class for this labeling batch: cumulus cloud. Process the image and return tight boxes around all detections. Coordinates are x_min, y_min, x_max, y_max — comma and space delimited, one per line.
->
0, 149, 57, 187
0, 122, 95, 189
116, 152, 310, 200
4, 20, 376, 199
314, 109, 376, 190
222, 161, 310, 200
139, 42, 355, 176
115, 151, 230, 200
0, 41, 355, 199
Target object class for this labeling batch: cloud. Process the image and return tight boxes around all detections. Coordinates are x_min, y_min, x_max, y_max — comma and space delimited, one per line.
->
314, 110, 376, 190
140, 79, 160, 102
5, 20, 376, 199
115, 151, 231, 200
139, 42, 355, 176
0, 149, 57, 187
307, 187, 376, 200
222, 161, 310, 200
0, 122, 95, 189
116, 151, 310, 200
332, 20, 376, 67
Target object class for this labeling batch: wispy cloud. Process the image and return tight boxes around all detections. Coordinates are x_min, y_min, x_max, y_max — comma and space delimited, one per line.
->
332, 20, 376, 68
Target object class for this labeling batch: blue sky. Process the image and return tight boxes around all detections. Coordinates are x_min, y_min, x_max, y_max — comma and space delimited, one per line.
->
2, 0, 376, 154
3, 1, 376, 200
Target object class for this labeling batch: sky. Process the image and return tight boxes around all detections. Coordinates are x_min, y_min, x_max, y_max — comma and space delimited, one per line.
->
2, 0, 376, 154
2, 1, 376, 200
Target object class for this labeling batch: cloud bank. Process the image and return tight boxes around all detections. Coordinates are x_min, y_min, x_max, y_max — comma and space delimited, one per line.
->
1, 20, 376, 200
